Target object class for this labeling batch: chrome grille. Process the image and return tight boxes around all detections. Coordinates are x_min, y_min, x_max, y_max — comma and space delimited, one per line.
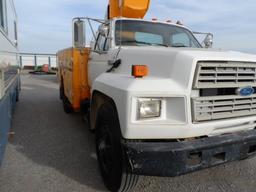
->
192, 95, 256, 122
194, 61, 256, 88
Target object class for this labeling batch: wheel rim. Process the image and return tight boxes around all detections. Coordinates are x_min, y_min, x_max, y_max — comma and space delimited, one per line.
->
97, 124, 114, 174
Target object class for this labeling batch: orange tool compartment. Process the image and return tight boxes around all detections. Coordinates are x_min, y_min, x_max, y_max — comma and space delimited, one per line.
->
57, 47, 91, 112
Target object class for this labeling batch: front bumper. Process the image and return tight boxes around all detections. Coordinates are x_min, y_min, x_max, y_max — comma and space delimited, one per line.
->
122, 129, 256, 177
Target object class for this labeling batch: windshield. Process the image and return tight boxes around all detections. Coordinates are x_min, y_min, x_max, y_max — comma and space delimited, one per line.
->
115, 20, 201, 48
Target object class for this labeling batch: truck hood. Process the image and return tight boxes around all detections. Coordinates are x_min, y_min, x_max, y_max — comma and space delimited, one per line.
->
116, 47, 256, 89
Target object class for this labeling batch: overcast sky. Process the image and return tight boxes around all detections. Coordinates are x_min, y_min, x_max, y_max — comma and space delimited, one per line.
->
14, 0, 256, 54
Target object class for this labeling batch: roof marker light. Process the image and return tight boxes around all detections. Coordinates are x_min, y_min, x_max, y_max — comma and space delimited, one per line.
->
176, 21, 183, 25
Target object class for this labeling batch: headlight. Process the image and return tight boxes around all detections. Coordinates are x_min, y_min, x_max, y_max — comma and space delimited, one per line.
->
137, 98, 161, 119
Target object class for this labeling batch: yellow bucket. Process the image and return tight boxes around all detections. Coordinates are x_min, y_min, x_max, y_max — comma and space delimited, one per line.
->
109, 0, 150, 19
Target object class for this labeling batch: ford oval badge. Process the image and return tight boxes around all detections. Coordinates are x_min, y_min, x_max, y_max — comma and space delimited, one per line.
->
237, 87, 254, 96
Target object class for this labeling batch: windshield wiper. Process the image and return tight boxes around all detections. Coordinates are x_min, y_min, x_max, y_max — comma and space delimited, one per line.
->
121, 40, 152, 45
151, 43, 169, 47
172, 46, 188, 48
121, 40, 168, 47
172, 44, 188, 48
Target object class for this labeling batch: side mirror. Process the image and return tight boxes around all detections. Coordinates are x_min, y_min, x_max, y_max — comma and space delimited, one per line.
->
73, 19, 86, 48
99, 26, 109, 38
14, 40, 18, 47
203, 33, 213, 48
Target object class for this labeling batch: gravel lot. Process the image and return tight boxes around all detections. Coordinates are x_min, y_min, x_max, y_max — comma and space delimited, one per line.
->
0, 74, 256, 192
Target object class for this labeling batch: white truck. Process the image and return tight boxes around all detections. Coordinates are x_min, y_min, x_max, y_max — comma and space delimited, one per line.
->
58, 1, 256, 191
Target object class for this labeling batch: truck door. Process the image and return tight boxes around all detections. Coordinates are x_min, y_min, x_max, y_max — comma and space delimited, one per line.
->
88, 31, 111, 86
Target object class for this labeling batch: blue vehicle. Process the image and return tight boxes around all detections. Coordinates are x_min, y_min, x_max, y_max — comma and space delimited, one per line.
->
0, 0, 20, 166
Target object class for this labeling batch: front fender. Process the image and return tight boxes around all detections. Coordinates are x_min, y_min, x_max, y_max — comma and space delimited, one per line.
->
91, 73, 187, 139
91, 73, 130, 138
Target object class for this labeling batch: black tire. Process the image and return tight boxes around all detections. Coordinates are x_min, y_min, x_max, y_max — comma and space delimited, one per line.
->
60, 84, 64, 100
60, 82, 73, 114
95, 103, 139, 192
62, 90, 73, 114
16, 88, 20, 102
62, 94, 73, 114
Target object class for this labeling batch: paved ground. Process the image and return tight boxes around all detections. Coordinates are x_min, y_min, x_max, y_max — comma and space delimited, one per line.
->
1, 74, 256, 192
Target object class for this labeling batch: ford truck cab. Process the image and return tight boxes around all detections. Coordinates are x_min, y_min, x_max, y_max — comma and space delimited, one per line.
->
89, 18, 207, 138
58, 1, 256, 191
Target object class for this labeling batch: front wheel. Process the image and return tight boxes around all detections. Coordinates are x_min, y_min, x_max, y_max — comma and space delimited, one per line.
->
95, 103, 139, 192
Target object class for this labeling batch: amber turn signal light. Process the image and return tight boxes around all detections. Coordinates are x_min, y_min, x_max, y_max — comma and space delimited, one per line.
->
132, 65, 149, 78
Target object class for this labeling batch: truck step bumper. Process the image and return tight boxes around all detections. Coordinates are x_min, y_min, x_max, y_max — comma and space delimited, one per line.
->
122, 129, 256, 177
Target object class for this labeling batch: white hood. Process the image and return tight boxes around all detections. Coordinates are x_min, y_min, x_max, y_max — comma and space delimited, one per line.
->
116, 46, 256, 89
